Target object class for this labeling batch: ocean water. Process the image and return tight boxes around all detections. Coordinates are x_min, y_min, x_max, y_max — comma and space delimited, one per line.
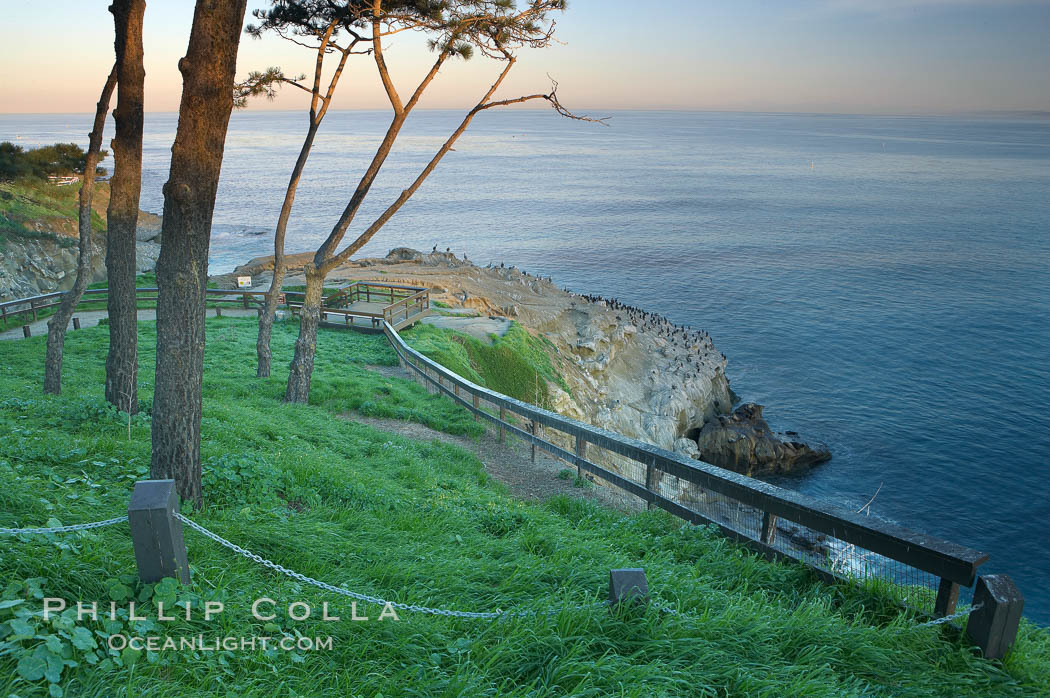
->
4, 109, 1049, 624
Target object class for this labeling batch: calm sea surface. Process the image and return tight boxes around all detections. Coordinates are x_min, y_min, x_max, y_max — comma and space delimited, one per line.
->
4, 110, 1049, 624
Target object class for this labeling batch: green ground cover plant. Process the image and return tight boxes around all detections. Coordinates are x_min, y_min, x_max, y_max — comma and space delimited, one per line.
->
0, 318, 1047, 696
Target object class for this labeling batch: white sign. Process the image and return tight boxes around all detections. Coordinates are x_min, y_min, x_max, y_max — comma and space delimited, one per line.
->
237, 276, 252, 288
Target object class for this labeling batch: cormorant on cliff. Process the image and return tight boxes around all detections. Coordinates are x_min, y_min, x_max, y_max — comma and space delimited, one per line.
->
432, 245, 437, 252
446, 247, 450, 253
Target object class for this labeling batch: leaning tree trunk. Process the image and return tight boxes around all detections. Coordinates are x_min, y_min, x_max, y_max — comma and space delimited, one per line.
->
42, 68, 117, 395
284, 268, 324, 403
257, 120, 319, 377
105, 0, 146, 414
151, 0, 247, 507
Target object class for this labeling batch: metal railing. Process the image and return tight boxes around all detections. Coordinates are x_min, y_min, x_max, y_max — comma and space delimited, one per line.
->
383, 321, 989, 619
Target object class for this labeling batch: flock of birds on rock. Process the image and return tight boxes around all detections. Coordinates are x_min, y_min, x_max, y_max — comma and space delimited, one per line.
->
430, 247, 726, 368
563, 292, 727, 368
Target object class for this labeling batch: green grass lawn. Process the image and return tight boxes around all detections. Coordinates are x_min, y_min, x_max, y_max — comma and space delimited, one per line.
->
1, 318, 1048, 697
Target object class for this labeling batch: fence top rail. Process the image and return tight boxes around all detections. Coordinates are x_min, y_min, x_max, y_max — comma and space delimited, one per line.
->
1, 287, 273, 311
1, 290, 67, 309
353, 281, 426, 292
383, 321, 988, 585
385, 288, 429, 311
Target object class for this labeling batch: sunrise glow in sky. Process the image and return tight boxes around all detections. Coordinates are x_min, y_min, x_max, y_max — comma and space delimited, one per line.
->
2, 0, 1049, 115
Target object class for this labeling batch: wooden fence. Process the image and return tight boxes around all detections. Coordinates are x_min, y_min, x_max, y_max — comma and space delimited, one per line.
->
0, 288, 269, 331
1, 282, 430, 333
383, 321, 992, 619
285, 282, 430, 331
0, 285, 1009, 624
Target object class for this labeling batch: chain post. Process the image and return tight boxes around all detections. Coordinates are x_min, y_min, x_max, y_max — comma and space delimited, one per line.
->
128, 480, 190, 584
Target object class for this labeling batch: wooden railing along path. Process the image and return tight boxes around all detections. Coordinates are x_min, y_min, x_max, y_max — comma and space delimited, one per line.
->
383, 321, 995, 620
1, 287, 269, 335
2, 281, 431, 335
1, 285, 1022, 635
284, 281, 431, 331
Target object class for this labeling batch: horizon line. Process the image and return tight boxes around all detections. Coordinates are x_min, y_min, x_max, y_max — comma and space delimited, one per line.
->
2, 107, 1049, 119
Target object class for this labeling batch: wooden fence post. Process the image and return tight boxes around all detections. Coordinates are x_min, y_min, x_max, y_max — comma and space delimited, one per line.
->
73, 317, 81, 330
575, 434, 586, 479
22, 325, 31, 338
499, 406, 506, 443
128, 479, 191, 584
967, 574, 1024, 659
645, 457, 656, 510
473, 393, 480, 422
935, 578, 960, 618
761, 512, 778, 545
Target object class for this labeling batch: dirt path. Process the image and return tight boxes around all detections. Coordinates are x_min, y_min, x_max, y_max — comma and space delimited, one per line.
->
347, 366, 637, 511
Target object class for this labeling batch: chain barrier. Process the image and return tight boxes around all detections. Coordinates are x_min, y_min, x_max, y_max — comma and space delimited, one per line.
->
912, 603, 982, 628
176, 513, 604, 620
0, 515, 128, 536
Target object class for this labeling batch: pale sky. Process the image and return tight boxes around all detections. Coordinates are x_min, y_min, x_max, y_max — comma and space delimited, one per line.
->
2, 0, 1049, 115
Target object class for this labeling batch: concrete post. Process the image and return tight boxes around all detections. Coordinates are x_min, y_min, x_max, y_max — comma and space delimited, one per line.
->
609, 568, 649, 606
128, 480, 191, 584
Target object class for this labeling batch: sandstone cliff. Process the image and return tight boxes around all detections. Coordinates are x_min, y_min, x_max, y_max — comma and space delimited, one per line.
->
0, 180, 161, 301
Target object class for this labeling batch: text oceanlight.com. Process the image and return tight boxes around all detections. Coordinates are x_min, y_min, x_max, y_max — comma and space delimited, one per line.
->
108, 634, 334, 652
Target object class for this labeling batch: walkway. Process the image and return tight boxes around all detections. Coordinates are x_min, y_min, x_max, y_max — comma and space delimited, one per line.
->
0, 307, 259, 341
353, 363, 636, 512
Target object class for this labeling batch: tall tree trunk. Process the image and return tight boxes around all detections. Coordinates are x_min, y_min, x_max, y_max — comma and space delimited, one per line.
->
42, 68, 118, 395
151, 0, 247, 507
105, 0, 146, 414
257, 120, 319, 377
284, 268, 323, 403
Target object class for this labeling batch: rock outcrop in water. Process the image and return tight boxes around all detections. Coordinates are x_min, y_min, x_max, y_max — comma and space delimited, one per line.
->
223, 248, 828, 480
690, 403, 831, 476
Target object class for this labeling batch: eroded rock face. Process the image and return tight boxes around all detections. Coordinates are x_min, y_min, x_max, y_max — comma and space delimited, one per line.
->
1, 214, 162, 302
692, 403, 830, 477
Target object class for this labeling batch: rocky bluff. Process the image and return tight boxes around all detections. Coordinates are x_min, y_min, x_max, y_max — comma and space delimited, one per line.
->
0, 181, 162, 301
226, 247, 830, 479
